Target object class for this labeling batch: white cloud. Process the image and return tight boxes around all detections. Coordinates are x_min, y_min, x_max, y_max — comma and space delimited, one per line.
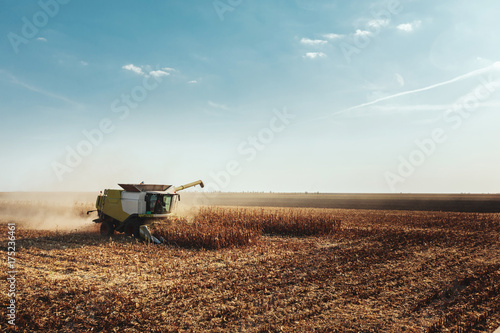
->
304, 52, 327, 59
149, 70, 170, 78
397, 20, 422, 32
354, 29, 372, 37
208, 101, 229, 110
188, 80, 198, 84
122, 64, 145, 76
322, 33, 343, 40
367, 19, 389, 29
80, 61, 88, 66
122, 64, 176, 77
395, 73, 405, 87
37, 37, 47, 42
300, 38, 328, 46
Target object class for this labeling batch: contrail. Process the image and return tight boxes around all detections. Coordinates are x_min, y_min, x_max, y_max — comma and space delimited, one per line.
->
0, 70, 83, 108
328, 62, 500, 117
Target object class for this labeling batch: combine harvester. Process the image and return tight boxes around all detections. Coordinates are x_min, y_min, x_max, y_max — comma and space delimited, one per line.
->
87, 180, 204, 243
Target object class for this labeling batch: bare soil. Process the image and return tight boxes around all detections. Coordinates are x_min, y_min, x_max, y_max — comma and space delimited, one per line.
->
1, 193, 499, 332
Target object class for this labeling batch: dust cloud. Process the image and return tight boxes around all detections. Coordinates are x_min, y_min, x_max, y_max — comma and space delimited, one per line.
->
0, 192, 97, 231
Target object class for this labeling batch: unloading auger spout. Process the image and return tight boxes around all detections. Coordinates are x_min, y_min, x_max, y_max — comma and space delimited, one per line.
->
174, 180, 204, 192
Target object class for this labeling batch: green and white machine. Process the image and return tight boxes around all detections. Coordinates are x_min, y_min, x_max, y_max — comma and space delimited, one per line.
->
88, 180, 204, 243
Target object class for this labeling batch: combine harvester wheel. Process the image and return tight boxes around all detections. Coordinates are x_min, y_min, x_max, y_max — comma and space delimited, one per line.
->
100, 221, 114, 236
124, 220, 141, 238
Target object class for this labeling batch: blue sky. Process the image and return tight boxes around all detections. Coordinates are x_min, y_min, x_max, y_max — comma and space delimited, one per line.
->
1, 0, 499, 193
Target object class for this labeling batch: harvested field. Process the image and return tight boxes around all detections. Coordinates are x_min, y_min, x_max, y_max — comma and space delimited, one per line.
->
1, 197, 500, 332
183, 193, 500, 213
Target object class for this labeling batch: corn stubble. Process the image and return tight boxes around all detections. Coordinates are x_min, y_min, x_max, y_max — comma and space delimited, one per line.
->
1, 207, 500, 332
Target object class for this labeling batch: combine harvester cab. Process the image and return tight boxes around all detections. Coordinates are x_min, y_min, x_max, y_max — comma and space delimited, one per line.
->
90, 180, 204, 243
